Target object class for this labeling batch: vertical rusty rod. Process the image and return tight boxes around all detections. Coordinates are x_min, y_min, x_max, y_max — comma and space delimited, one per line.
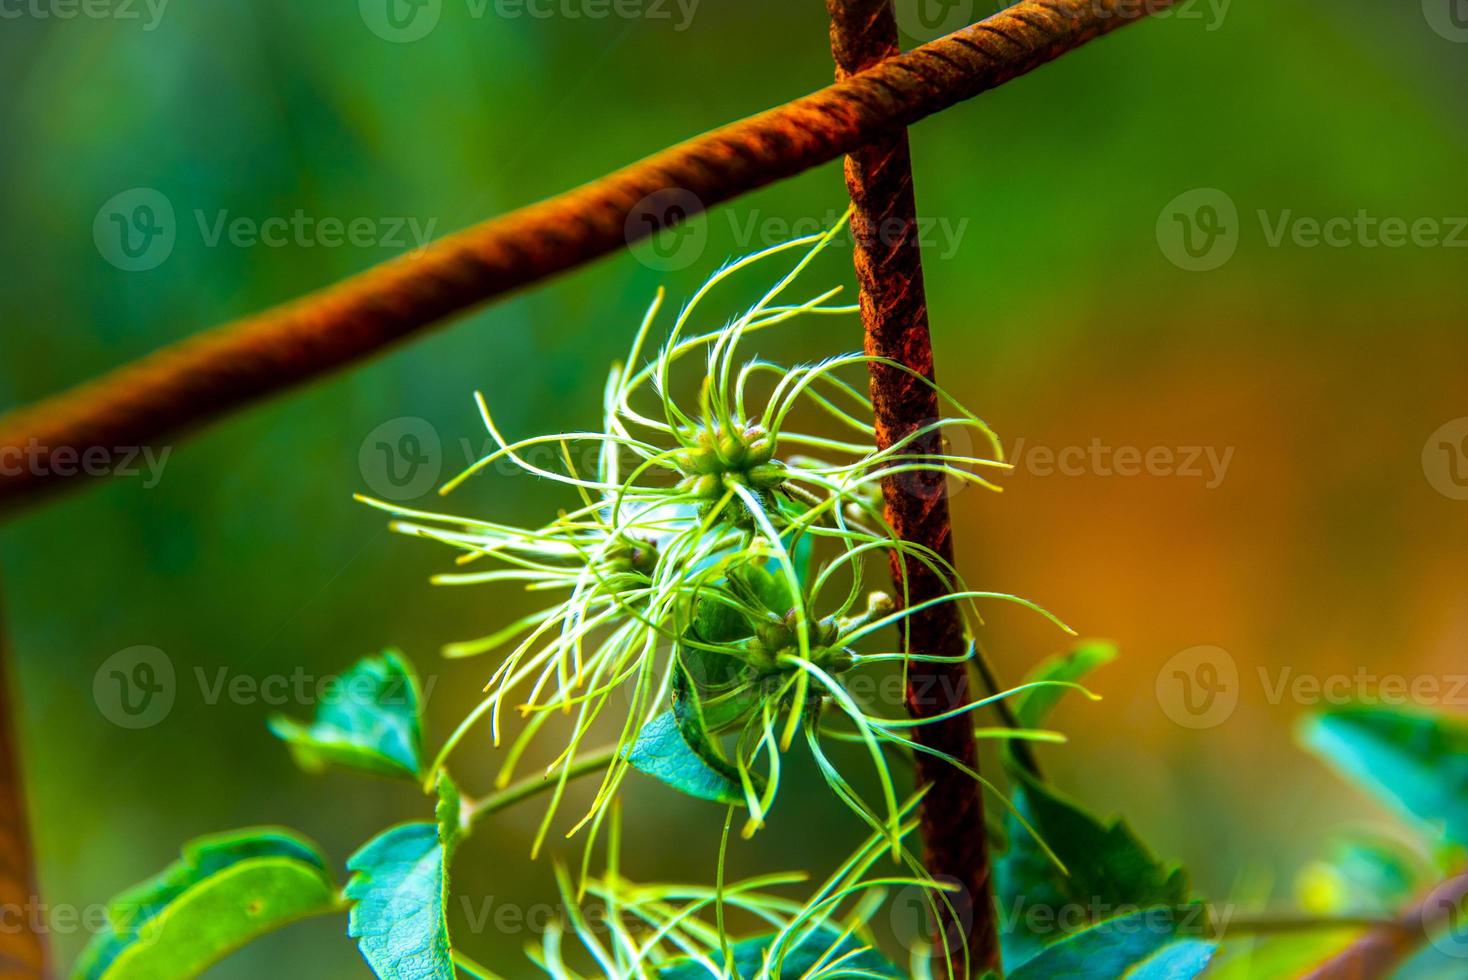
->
827, 2, 999, 976
0, 586, 47, 979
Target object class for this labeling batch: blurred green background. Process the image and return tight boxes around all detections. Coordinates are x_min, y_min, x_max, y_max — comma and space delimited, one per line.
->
2, 0, 1467, 974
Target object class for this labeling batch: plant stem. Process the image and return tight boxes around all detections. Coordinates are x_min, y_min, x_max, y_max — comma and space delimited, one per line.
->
465, 746, 621, 827
827, 2, 1000, 974
1213, 913, 1398, 938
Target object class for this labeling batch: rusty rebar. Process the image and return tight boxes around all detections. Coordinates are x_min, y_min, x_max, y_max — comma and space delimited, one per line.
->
0, 589, 46, 979
1305, 871, 1468, 980
833, 3, 1004, 974
0, 0, 1173, 515
828, 2, 997, 975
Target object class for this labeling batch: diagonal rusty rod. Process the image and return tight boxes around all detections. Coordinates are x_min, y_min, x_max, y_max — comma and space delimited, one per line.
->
1305, 870, 1468, 980
0, 0, 1173, 515
0, 588, 47, 979
828, 2, 997, 975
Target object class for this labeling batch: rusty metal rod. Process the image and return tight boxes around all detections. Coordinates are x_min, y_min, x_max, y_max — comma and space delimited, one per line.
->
0, 0, 1172, 514
827, 1, 998, 974
0, 588, 47, 979
1305, 870, 1468, 980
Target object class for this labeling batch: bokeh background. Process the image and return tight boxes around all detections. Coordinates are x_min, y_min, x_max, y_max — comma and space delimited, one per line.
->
2, 0, 1466, 974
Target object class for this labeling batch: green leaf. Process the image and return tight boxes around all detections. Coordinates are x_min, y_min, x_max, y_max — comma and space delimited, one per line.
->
346, 775, 462, 980
657, 929, 902, 979
1302, 708, 1468, 846
677, 636, 762, 734
1013, 641, 1117, 731
625, 707, 750, 806
997, 773, 1190, 969
1128, 938, 1217, 979
731, 562, 797, 616
690, 594, 758, 646
268, 649, 424, 780
72, 828, 338, 980
1007, 907, 1214, 980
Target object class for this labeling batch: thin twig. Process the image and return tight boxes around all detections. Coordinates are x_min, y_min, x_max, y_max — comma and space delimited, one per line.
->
0, 0, 1175, 515
464, 746, 621, 826
827, 1, 998, 975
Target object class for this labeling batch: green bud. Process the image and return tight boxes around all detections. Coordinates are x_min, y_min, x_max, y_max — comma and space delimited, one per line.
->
825, 649, 856, 673
717, 433, 746, 466
746, 463, 786, 490
866, 592, 895, 620
815, 618, 840, 648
